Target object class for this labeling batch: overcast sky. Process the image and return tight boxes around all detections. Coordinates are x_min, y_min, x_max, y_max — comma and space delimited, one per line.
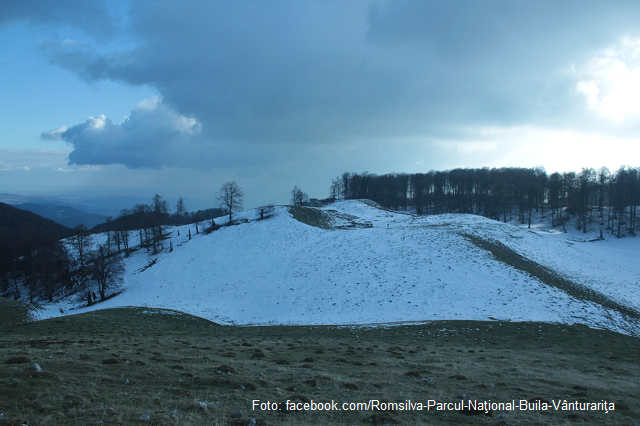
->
2, 0, 640, 212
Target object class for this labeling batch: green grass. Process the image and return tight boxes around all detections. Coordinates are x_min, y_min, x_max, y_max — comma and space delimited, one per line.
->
1, 307, 639, 425
0, 297, 37, 327
461, 233, 640, 336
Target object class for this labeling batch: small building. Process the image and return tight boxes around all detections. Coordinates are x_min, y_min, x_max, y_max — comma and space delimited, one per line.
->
309, 198, 322, 207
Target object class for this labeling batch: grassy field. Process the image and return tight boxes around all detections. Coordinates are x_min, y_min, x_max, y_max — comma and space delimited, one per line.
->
0, 304, 639, 425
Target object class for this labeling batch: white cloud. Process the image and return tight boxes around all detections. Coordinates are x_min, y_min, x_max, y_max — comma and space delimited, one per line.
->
0, 149, 69, 170
0, 161, 30, 171
576, 37, 640, 121
57, 98, 204, 169
40, 125, 68, 141
433, 126, 639, 173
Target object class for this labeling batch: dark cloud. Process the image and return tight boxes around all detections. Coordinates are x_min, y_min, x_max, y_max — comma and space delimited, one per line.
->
0, 0, 116, 38
28, 1, 640, 169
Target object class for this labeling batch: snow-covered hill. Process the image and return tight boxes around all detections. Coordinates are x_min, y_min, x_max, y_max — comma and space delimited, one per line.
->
38, 200, 640, 335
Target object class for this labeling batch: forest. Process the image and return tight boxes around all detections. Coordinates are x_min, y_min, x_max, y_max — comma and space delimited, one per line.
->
0, 195, 224, 304
330, 166, 639, 237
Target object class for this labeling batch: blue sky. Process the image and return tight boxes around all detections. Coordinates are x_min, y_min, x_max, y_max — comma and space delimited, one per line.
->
2, 1, 640, 212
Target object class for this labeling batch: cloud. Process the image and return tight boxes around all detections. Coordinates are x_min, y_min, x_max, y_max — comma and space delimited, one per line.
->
0, 0, 116, 38
0, 149, 70, 170
40, 125, 68, 141
14, 1, 640, 174
59, 97, 205, 169
36, 2, 640, 143
575, 37, 640, 121
0, 162, 30, 171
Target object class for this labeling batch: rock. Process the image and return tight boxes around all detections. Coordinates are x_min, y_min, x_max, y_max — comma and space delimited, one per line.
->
124, 379, 129, 384
232, 410, 244, 418
170, 410, 180, 418
31, 363, 42, 373
91, 412, 98, 417
247, 419, 257, 426
140, 413, 150, 420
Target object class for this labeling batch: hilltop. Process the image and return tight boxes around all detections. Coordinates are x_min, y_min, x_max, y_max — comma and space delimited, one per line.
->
33, 200, 640, 336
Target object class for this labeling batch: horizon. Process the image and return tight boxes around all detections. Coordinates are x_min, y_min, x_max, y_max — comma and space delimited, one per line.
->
2, 1, 640, 210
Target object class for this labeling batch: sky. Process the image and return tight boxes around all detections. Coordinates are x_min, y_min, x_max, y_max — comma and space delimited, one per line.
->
2, 0, 640, 213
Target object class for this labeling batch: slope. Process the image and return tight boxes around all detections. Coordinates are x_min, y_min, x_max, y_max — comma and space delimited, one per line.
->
35, 200, 640, 335
16, 203, 107, 229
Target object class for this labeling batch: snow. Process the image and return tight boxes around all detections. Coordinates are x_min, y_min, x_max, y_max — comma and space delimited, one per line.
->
35, 200, 640, 335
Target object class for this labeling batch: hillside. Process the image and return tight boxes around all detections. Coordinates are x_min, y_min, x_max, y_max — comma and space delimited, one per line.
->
34, 200, 640, 336
16, 203, 107, 229
0, 202, 72, 268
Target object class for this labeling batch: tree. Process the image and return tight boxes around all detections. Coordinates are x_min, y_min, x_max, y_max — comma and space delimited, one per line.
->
133, 204, 150, 247
217, 181, 244, 223
117, 208, 131, 256
151, 194, 170, 253
291, 186, 308, 206
175, 196, 187, 224
90, 244, 124, 301
70, 224, 92, 267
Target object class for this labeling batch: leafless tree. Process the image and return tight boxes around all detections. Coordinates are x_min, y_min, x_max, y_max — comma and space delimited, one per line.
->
70, 224, 92, 267
291, 186, 308, 206
91, 244, 124, 301
217, 181, 244, 223
175, 196, 187, 223
151, 194, 170, 253
118, 208, 131, 256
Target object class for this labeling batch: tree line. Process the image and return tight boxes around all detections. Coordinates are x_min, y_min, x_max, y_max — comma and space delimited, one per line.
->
330, 166, 639, 236
1, 182, 246, 303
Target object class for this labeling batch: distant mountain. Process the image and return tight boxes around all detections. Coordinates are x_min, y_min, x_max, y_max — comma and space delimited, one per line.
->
15, 203, 107, 229
0, 202, 72, 268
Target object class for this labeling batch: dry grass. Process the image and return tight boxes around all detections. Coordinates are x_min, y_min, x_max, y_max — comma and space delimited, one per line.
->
0, 307, 639, 425
0, 297, 37, 326
461, 233, 640, 335
287, 206, 334, 229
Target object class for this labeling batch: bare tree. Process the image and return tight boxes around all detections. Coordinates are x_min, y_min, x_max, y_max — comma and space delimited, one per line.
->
217, 181, 244, 223
175, 196, 187, 224
151, 194, 170, 253
291, 186, 308, 206
70, 224, 92, 267
91, 244, 124, 301
118, 208, 131, 256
